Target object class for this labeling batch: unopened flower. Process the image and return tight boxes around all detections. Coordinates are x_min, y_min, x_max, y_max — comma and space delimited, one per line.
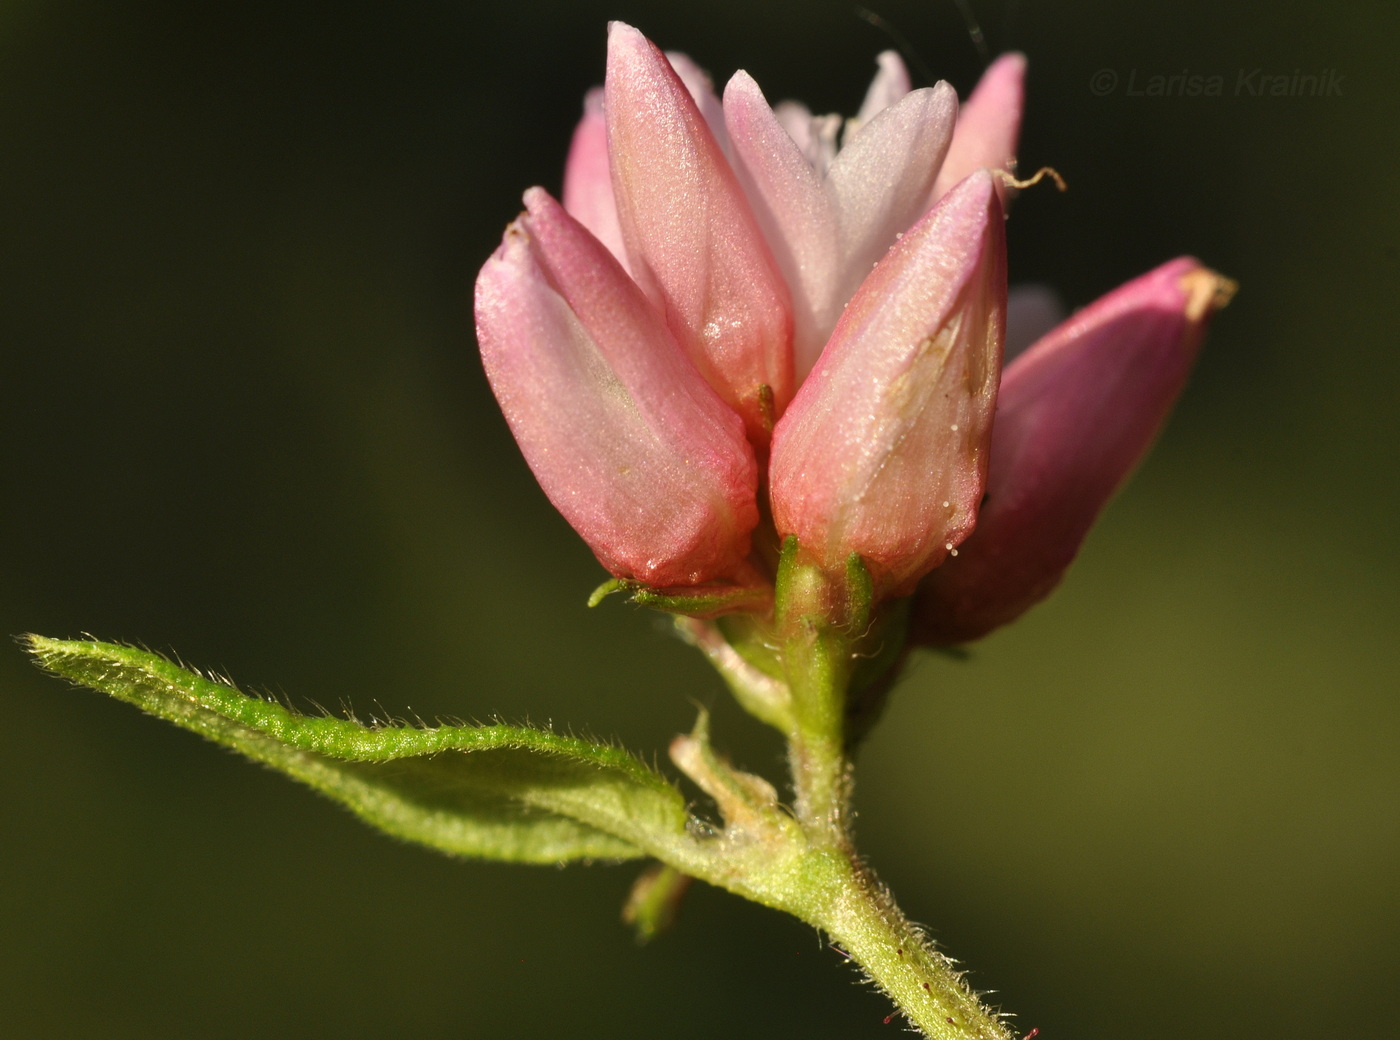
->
475, 188, 758, 587
912, 258, 1237, 643
475, 22, 1230, 620
768, 170, 1006, 599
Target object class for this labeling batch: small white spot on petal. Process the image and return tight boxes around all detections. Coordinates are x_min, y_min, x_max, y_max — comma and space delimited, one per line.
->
950, 548, 959, 557
941, 501, 950, 508
944, 542, 954, 551
950, 423, 959, 432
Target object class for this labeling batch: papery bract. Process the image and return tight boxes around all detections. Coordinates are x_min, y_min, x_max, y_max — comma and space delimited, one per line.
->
912, 258, 1238, 643
475, 187, 758, 588
769, 170, 1007, 598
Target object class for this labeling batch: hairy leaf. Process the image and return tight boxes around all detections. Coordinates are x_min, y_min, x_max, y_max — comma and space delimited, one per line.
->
24, 636, 691, 865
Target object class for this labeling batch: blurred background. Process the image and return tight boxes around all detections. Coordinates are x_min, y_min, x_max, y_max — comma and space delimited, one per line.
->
3, 0, 1396, 1036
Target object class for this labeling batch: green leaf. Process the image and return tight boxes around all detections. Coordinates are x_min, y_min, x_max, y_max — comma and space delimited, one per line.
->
23, 636, 691, 866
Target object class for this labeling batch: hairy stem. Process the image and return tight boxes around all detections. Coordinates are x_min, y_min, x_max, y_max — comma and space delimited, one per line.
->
818, 860, 1016, 1040
698, 547, 1018, 1038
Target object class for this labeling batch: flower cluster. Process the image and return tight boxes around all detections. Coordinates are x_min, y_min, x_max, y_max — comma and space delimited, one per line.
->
474, 23, 1233, 640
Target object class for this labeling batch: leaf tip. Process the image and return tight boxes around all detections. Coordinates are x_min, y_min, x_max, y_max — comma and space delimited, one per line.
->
18, 632, 76, 673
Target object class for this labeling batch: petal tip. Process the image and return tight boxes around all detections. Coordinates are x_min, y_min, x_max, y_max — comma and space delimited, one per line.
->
1179, 264, 1239, 321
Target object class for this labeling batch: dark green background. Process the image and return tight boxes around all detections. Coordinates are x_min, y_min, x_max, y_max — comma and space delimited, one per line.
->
4, 1, 1396, 1036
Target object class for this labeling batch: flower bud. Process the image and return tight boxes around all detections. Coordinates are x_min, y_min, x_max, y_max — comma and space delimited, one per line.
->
474, 187, 759, 587
769, 170, 1007, 598
913, 258, 1237, 643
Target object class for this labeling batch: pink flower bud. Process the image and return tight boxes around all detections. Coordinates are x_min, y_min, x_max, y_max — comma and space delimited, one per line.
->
769, 171, 1007, 598
913, 258, 1238, 643
604, 22, 793, 440
931, 53, 1026, 207
474, 187, 759, 587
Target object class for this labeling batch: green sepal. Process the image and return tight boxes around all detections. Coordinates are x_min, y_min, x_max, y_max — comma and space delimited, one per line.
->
589, 578, 771, 619
622, 862, 693, 944
772, 535, 803, 625
845, 596, 913, 748
773, 539, 873, 635
587, 578, 627, 608
23, 636, 690, 865
849, 595, 911, 695
843, 552, 874, 634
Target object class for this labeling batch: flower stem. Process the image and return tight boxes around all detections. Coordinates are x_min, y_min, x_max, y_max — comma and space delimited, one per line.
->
784, 616, 851, 843
778, 651, 1015, 1039
816, 859, 1016, 1040
723, 547, 1019, 1038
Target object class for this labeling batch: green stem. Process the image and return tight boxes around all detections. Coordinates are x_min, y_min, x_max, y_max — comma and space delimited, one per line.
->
677, 838, 1016, 1039
784, 617, 850, 843
817, 860, 1016, 1040
692, 546, 1019, 1039
778, 638, 1014, 1039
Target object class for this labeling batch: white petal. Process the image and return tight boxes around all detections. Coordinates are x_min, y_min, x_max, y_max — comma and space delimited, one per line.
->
773, 100, 840, 177
846, 50, 912, 139
724, 70, 841, 381
825, 82, 957, 320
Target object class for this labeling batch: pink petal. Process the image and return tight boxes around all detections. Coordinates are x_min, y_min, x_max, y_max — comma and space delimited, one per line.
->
723, 70, 840, 385
912, 258, 1238, 643
850, 50, 912, 128
474, 188, 759, 587
930, 52, 1026, 206
561, 88, 628, 268
665, 51, 730, 156
769, 171, 1007, 598
560, 52, 725, 271
604, 22, 794, 441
